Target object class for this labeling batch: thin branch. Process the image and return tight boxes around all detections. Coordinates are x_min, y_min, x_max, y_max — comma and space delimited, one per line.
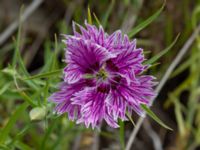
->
125, 23, 200, 150
0, 0, 44, 46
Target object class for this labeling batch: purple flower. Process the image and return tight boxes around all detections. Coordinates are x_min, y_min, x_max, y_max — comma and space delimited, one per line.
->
49, 21, 156, 129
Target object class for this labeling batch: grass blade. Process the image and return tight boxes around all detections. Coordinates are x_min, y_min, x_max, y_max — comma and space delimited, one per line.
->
24, 69, 62, 80
126, 112, 135, 126
119, 120, 125, 150
12, 6, 23, 66
12, 6, 29, 77
102, 0, 115, 28
0, 103, 28, 143
172, 95, 185, 136
51, 34, 58, 71
170, 53, 199, 78
0, 82, 11, 95
19, 91, 37, 107
144, 34, 180, 65
128, 2, 165, 38
93, 13, 101, 26
40, 118, 58, 150
87, 6, 92, 24
141, 104, 172, 130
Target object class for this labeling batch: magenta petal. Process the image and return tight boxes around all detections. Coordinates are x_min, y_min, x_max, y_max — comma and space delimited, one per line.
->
49, 80, 93, 120
107, 75, 156, 117
106, 90, 127, 121
72, 88, 118, 129
63, 37, 116, 83
49, 21, 157, 129
107, 43, 145, 77
104, 109, 119, 128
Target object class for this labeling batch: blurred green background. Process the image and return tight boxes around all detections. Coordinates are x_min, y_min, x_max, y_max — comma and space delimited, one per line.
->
0, 0, 200, 150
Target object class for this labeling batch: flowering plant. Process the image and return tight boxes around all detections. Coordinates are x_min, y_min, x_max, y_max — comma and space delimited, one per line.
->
49, 21, 156, 128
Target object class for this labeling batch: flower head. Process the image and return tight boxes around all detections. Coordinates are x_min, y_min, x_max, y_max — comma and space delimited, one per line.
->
49, 21, 156, 129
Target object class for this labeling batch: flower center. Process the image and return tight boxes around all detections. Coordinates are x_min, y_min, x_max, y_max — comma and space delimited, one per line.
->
96, 68, 107, 80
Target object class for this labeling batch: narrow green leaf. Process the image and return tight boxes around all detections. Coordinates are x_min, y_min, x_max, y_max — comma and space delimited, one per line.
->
5, 65, 38, 90
12, 5, 23, 66
93, 13, 101, 26
87, 6, 92, 24
0, 90, 22, 100
40, 118, 59, 150
144, 34, 180, 65
126, 112, 135, 126
11, 6, 38, 90
40, 40, 54, 73
51, 34, 58, 71
44, 40, 51, 64
192, 5, 200, 28
170, 53, 199, 78
12, 6, 29, 77
128, 1, 165, 38
0, 103, 28, 143
147, 62, 160, 69
140, 104, 172, 130
19, 91, 36, 107
102, 0, 115, 28
0, 82, 11, 95
43, 80, 49, 104
24, 69, 62, 80
12, 69, 37, 107
119, 120, 125, 150
172, 95, 185, 136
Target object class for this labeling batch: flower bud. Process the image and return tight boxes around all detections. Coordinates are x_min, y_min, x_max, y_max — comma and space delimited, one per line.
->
29, 107, 46, 121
